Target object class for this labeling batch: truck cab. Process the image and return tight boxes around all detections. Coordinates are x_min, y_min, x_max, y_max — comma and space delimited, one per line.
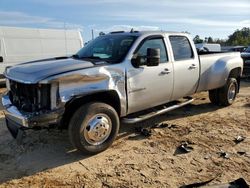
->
126, 32, 200, 114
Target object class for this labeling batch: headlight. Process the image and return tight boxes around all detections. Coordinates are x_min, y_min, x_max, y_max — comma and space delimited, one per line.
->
50, 82, 59, 110
6, 79, 10, 91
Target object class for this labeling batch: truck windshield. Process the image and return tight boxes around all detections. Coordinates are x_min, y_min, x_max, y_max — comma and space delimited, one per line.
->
75, 35, 138, 63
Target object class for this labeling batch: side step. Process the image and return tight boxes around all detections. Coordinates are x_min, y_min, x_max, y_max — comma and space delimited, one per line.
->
122, 98, 194, 124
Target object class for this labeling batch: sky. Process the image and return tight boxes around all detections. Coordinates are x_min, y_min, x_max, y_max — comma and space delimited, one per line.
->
0, 0, 250, 42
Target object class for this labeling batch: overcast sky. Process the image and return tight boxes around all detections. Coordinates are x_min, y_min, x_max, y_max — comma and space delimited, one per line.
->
0, 0, 250, 42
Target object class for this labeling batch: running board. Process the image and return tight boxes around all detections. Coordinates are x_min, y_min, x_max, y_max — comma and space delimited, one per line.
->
122, 98, 194, 124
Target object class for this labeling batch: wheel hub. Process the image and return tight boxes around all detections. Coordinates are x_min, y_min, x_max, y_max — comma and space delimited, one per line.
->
228, 83, 236, 101
84, 114, 112, 145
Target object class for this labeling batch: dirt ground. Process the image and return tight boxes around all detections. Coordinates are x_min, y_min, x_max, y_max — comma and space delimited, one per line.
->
0, 81, 249, 188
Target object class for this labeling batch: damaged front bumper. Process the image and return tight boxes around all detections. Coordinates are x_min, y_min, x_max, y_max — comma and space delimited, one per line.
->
2, 94, 64, 138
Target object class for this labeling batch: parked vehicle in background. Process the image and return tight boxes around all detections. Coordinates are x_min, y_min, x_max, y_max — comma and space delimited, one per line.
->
229, 46, 247, 52
241, 46, 250, 77
195, 43, 221, 52
221, 46, 247, 52
0, 26, 83, 77
2, 31, 243, 154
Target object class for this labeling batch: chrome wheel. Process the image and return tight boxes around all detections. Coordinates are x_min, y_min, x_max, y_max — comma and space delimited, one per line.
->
83, 114, 112, 145
227, 83, 236, 102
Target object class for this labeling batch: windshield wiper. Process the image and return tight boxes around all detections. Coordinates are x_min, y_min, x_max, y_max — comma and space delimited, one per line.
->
80, 56, 102, 60
72, 54, 80, 59
72, 54, 112, 63
72, 54, 102, 60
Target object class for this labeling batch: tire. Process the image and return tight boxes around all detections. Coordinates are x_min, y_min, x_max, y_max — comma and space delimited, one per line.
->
209, 89, 219, 105
68, 102, 120, 155
218, 78, 238, 106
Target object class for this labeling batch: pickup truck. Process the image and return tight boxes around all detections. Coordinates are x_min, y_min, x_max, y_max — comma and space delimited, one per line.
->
2, 31, 243, 154
241, 46, 250, 76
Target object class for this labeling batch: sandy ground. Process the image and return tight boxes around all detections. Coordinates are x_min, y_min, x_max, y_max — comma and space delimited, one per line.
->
0, 81, 249, 188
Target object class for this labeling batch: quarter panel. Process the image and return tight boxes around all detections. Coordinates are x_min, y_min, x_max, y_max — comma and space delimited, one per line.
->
197, 53, 243, 92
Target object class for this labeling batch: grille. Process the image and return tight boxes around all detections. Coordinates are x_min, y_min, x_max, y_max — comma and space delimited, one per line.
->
9, 80, 51, 112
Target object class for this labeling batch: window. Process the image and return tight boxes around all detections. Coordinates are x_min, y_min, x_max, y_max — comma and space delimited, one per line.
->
137, 38, 168, 63
169, 36, 194, 61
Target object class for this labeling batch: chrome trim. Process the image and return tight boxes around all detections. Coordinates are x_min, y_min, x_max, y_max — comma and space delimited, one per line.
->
83, 114, 112, 145
228, 83, 236, 102
122, 98, 194, 124
2, 94, 29, 127
2, 94, 65, 128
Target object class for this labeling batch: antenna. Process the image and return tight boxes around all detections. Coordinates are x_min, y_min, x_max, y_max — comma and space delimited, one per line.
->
130, 28, 134, 33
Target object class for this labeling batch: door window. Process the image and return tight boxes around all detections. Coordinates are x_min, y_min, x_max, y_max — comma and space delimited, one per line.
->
137, 38, 168, 63
169, 36, 194, 61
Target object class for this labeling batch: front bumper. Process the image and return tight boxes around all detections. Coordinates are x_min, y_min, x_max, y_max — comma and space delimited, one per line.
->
2, 94, 64, 138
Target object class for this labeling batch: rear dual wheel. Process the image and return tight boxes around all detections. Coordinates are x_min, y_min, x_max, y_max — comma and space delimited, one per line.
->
209, 78, 238, 106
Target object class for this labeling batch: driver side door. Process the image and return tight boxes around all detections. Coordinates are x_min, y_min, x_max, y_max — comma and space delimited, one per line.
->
127, 36, 174, 114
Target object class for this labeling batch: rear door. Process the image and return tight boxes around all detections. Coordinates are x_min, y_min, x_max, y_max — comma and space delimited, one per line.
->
169, 35, 199, 100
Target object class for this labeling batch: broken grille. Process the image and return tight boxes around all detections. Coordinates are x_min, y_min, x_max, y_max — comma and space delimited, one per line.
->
9, 80, 51, 112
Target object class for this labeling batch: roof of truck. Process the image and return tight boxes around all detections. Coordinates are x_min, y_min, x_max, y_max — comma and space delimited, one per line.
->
107, 30, 187, 36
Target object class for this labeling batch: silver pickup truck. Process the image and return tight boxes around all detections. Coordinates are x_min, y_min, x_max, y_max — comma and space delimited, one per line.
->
2, 31, 243, 154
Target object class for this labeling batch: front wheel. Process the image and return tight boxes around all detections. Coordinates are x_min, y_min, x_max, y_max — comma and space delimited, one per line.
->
69, 102, 120, 155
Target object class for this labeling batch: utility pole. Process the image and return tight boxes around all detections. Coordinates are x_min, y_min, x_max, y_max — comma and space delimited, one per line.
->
91, 29, 94, 40
64, 22, 68, 55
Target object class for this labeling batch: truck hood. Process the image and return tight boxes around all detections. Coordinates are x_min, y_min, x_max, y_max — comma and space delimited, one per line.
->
5, 58, 96, 83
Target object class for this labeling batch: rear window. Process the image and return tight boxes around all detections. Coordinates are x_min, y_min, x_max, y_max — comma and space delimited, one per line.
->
169, 36, 194, 61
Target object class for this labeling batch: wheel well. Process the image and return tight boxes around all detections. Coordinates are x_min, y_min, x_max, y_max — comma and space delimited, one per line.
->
229, 67, 241, 92
60, 91, 121, 128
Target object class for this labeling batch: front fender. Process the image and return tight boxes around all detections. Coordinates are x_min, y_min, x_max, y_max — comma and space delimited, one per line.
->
41, 65, 127, 117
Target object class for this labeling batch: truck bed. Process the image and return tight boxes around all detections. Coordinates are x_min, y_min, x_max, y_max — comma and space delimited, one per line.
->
197, 52, 242, 92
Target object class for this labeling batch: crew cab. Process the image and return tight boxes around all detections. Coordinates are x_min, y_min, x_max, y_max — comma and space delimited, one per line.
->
2, 31, 243, 154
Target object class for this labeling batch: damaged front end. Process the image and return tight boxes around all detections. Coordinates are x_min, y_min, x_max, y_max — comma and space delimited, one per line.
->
2, 56, 127, 141
2, 79, 64, 138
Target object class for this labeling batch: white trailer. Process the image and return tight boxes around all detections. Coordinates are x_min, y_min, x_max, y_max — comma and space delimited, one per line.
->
0, 26, 83, 76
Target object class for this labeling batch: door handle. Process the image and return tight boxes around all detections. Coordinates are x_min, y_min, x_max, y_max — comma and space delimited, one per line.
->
189, 64, 197, 69
161, 68, 171, 74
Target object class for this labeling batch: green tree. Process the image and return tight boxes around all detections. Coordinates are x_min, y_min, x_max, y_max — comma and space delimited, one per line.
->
207, 37, 213, 43
226, 27, 250, 46
193, 27, 250, 46
193, 35, 203, 43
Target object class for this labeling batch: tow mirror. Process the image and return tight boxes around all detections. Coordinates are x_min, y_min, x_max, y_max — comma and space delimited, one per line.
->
131, 54, 143, 68
146, 48, 160, 66
0, 56, 3, 63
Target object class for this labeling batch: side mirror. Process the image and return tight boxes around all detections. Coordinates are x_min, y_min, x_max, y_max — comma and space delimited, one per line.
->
131, 54, 143, 68
146, 48, 160, 66
0, 56, 3, 63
